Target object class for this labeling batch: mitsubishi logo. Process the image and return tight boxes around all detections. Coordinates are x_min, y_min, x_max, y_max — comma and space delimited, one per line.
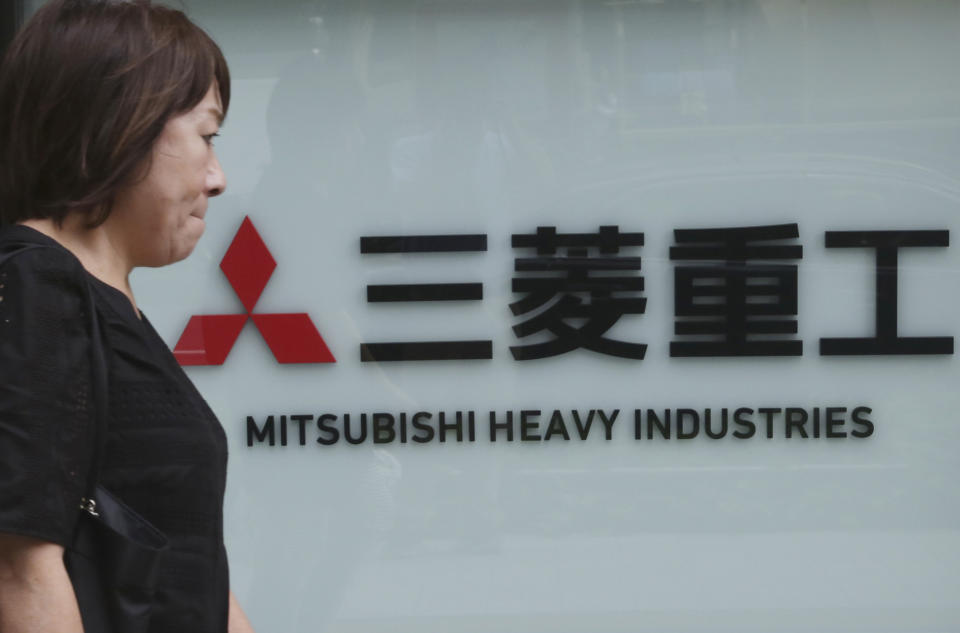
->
173, 216, 336, 365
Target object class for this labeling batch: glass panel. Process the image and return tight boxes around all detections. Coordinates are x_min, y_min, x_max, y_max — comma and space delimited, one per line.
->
26, 1, 960, 631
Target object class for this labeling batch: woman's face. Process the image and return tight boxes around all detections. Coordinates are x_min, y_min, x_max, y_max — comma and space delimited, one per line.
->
109, 84, 226, 267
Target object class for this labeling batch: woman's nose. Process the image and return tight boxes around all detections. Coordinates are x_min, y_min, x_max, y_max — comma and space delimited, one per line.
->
206, 152, 226, 197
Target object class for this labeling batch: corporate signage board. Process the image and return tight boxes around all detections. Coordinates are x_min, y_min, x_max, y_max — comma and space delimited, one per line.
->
128, 2, 960, 632
181, 216, 952, 448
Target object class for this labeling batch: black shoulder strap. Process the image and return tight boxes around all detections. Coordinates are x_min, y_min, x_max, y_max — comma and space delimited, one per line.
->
0, 244, 108, 505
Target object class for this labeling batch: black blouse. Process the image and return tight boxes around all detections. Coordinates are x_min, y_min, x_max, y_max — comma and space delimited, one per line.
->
0, 225, 229, 633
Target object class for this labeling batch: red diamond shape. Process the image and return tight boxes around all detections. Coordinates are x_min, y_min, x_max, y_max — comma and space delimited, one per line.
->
173, 314, 249, 365
252, 313, 336, 364
219, 217, 276, 312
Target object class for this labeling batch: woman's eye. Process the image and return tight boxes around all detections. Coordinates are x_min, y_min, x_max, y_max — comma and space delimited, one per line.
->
203, 132, 220, 146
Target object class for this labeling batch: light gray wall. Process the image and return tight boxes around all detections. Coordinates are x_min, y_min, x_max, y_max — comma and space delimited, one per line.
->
18, 1, 960, 631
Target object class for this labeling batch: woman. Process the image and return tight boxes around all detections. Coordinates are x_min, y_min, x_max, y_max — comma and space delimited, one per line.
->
0, 1, 255, 631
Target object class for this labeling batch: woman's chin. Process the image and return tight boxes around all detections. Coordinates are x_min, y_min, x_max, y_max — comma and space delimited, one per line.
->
175, 238, 202, 264
151, 234, 203, 267
178, 220, 206, 256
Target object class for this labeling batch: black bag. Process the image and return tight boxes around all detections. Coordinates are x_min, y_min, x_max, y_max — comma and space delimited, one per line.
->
64, 487, 169, 633
0, 243, 169, 633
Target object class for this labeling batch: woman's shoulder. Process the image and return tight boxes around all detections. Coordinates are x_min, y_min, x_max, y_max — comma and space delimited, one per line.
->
0, 224, 87, 282
0, 225, 90, 322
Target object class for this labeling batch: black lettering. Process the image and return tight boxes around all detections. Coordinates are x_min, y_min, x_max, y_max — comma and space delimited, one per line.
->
851, 406, 874, 438
317, 414, 339, 445
820, 230, 952, 356
812, 407, 821, 438
784, 408, 808, 439
733, 408, 755, 439
544, 411, 571, 441
521, 410, 542, 441
343, 413, 368, 445
247, 415, 275, 447
412, 412, 434, 443
648, 409, 671, 439
490, 411, 514, 442
677, 409, 699, 439
279, 415, 288, 446
291, 414, 313, 446
361, 341, 493, 362
373, 413, 395, 444
510, 226, 647, 361
826, 407, 847, 438
759, 407, 781, 439
361, 234, 487, 253
671, 224, 802, 357
704, 408, 728, 439
439, 412, 465, 442
598, 409, 619, 440
368, 283, 483, 302
573, 410, 595, 440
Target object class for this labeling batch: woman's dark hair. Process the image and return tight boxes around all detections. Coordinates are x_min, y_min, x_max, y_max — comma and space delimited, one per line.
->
0, 0, 230, 226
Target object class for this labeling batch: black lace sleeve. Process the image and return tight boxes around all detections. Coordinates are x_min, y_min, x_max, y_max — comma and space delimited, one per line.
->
0, 247, 95, 546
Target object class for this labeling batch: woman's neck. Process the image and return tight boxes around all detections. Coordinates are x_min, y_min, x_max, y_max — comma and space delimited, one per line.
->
18, 216, 139, 315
